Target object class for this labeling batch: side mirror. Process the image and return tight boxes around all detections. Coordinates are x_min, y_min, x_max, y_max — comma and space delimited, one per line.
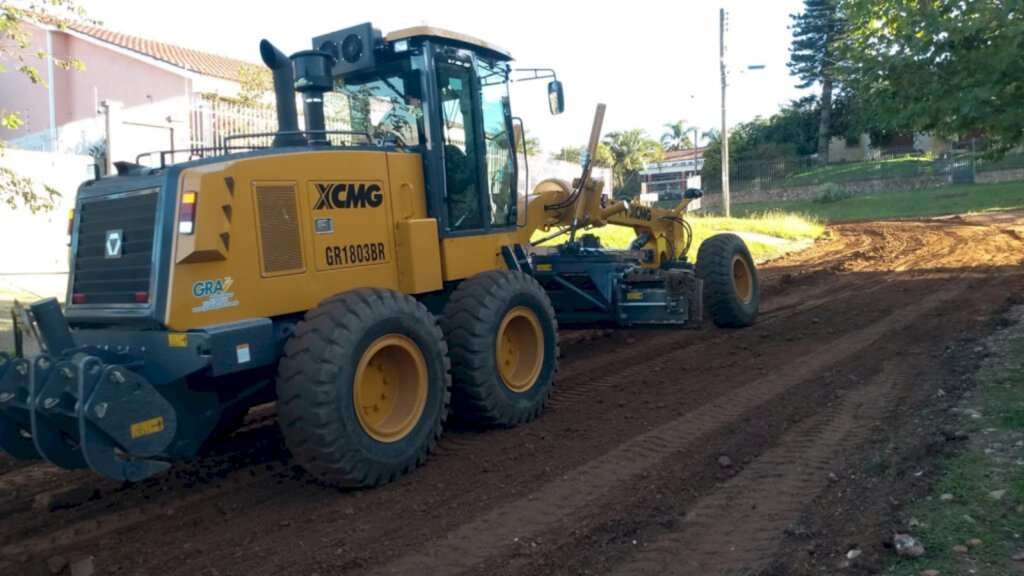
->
547, 80, 565, 115
683, 188, 704, 199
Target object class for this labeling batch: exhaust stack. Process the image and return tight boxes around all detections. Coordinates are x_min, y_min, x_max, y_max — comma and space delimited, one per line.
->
260, 40, 307, 148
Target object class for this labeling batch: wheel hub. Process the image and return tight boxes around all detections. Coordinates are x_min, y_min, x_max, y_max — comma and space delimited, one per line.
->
495, 307, 544, 392
353, 335, 428, 443
732, 254, 754, 304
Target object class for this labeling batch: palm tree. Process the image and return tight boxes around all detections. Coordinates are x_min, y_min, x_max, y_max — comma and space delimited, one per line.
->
603, 129, 663, 196
661, 120, 695, 151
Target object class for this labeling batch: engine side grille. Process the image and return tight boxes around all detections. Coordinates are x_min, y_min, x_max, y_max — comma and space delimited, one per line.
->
72, 190, 158, 305
254, 184, 304, 275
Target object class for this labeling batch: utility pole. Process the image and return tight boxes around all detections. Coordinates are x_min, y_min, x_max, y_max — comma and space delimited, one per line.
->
720, 8, 730, 217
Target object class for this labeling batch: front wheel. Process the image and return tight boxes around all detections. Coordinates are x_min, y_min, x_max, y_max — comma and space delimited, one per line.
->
276, 288, 450, 487
695, 233, 760, 327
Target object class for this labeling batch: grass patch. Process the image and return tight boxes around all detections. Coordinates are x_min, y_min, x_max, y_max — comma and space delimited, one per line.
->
532, 211, 824, 262
729, 182, 1024, 222
887, 327, 1024, 576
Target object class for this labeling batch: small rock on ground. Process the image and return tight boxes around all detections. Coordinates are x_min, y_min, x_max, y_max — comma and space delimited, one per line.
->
717, 455, 732, 468
46, 556, 68, 575
919, 570, 941, 576
967, 538, 983, 548
939, 493, 955, 502
952, 545, 969, 555
1011, 550, 1024, 561
846, 549, 861, 560
33, 486, 99, 512
70, 556, 95, 576
894, 534, 926, 559
990, 489, 1007, 500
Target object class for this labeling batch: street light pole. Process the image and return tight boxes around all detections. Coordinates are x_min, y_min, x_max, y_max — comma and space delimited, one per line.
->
720, 8, 730, 217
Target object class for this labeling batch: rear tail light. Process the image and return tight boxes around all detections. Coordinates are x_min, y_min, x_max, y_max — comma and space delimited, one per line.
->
72, 293, 87, 304
134, 291, 149, 304
178, 191, 197, 234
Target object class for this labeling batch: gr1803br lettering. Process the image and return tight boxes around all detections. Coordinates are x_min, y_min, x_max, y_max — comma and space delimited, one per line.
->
325, 242, 387, 267
314, 182, 384, 210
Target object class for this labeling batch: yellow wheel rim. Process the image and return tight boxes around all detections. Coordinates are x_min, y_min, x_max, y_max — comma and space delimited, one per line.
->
495, 306, 544, 393
353, 335, 428, 443
732, 254, 754, 304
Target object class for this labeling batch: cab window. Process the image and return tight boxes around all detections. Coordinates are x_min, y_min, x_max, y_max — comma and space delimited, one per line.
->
333, 60, 425, 146
477, 58, 516, 227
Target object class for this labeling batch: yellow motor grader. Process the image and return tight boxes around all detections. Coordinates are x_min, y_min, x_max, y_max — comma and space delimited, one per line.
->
0, 23, 759, 486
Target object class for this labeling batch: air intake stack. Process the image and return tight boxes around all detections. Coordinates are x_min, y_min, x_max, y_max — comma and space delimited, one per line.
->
291, 50, 334, 145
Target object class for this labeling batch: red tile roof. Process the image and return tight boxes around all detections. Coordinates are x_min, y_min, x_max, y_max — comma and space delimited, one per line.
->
68, 24, 253, 81
663, 147, 708, 162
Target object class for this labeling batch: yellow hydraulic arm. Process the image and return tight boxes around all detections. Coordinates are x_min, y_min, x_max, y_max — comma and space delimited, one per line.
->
516, 104, 699, 267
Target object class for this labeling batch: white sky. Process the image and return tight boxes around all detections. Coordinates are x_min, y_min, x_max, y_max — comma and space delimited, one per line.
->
76, 0, 812, 153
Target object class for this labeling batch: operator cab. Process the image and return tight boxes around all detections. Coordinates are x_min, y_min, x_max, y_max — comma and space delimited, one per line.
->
286, 23, 564, 236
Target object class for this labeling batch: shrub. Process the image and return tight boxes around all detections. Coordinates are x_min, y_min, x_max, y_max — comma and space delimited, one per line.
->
814, 183, 853, 203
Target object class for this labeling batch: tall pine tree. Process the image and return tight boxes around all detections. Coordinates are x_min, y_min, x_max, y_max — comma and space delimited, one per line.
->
789, 0, 842, 166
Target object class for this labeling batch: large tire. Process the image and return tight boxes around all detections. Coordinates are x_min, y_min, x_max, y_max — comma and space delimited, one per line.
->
441, 270, 558, 427
695, 233, 760, 327
277, 288, 450, 487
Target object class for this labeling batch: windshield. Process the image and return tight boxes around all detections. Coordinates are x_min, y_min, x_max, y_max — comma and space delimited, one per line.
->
325, 59, 424, 147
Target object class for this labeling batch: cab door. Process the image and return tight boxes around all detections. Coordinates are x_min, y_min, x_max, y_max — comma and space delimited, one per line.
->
432, 46, 520, 280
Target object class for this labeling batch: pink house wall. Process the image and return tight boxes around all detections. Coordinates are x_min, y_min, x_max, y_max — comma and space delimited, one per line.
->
2, 22, 191, 140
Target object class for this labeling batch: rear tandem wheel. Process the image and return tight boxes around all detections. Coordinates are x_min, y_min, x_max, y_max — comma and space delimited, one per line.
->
441, 270, 559, 427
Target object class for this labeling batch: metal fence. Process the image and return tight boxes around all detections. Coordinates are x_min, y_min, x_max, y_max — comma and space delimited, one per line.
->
188, 96, 280, 151
703, 139, 1024, 194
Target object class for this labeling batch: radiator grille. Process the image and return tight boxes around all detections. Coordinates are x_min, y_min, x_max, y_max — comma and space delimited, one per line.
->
71, 190, 158, 305
254, 184, 304, 275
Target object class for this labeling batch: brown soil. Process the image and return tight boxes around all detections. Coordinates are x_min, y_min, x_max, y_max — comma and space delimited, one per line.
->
1, 215, 1023, 576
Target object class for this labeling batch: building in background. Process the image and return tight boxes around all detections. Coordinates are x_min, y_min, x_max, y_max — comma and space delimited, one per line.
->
641, 148, 707, 200
1, 19, 253, 171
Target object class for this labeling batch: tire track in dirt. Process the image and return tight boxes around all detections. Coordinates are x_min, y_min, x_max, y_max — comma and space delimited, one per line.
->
610, 359, 908, 576
439, 270, 879, 461
0, 460, 292, 556
372, 282, 965, 576
548, 274, 884, 409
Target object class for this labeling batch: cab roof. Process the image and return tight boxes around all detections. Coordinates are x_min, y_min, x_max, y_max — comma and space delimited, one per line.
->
385, 26, 512, 60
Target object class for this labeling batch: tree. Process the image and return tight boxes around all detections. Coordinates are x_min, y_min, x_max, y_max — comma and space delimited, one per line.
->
236, 63, 272, 107
551, 144, 613, 167
661, 120, 694, 151
789, 0, 843, 166
602, 129, 662, 198
515, 130, 542, 157
839, 0, 1024, 151
1, 1, 91, 212
700, 96, 827, 189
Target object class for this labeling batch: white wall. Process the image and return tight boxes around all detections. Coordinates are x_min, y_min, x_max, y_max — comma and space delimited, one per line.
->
0, 149, 94, 274
519, 155, 614, 197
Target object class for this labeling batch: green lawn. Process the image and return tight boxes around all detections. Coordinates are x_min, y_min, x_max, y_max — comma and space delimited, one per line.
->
729, 182, 1024, 222
532, 211, 825, 262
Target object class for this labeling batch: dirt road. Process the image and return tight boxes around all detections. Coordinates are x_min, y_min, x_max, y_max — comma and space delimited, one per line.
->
1, 215, 1022, 576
